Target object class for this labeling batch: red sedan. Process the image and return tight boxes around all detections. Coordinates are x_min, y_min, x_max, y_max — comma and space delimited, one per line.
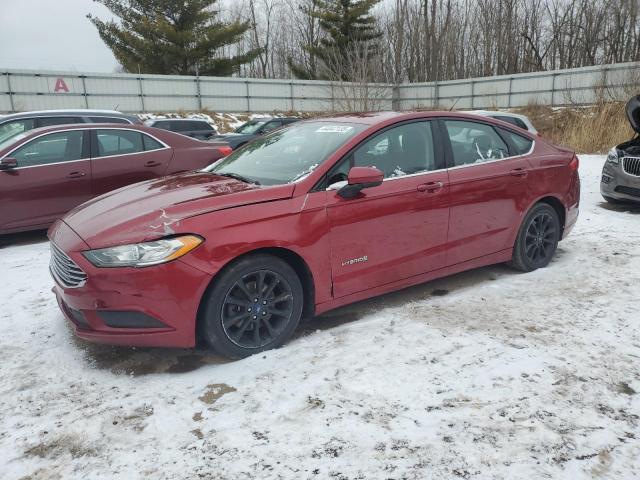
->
0, 123, 231, 234
48, 112, 580, 358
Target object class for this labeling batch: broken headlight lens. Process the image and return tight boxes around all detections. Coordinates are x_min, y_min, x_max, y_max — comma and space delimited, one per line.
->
83, 235, 203, 267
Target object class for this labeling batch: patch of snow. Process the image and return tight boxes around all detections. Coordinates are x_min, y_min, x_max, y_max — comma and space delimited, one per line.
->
1, 155, 639, 479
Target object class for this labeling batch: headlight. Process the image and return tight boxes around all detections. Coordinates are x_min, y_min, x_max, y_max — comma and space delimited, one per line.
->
83, 235, 203, 267
607, 148, 620, 165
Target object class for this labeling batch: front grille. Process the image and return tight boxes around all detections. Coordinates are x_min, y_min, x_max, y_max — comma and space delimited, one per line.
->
622, 156, 640, 176
615, 185, 640, 198
50, 243, 87, 288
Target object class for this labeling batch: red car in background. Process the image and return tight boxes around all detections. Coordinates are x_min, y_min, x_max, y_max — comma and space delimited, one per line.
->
49, 112, 580, 359
0, 124, 231, 234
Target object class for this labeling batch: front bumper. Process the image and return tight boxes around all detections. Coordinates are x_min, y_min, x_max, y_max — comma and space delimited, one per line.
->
601, 161, 640, 203
49, 221, 213, 348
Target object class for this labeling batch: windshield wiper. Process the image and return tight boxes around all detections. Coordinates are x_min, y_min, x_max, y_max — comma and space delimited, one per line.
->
214, 172, 260, 185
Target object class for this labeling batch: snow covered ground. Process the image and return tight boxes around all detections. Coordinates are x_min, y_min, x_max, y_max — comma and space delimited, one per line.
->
1, 155, 639, 479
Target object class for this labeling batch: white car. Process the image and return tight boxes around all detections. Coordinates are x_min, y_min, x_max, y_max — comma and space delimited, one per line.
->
463, 110, 538, 135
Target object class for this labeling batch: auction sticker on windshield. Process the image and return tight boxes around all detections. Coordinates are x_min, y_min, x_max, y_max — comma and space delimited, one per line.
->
315, 125, 354, 133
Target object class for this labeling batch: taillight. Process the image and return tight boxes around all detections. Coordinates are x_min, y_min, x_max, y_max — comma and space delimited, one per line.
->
569, 156, 579, 171
216, 146, 233, 157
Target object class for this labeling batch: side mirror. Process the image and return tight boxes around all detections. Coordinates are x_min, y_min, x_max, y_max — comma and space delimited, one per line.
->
0, 157, 17, 170
337, 166, 384, 199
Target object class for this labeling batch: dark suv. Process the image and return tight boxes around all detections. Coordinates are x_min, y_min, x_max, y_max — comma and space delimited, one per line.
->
0, 109, 141, 145
144, 118, 217, 140
601, 96, 640, 204
212, 117, 300, 149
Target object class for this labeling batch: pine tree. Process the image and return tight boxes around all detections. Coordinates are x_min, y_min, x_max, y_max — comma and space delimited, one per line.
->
290, 0, 382, 81
88, 0, 261, 76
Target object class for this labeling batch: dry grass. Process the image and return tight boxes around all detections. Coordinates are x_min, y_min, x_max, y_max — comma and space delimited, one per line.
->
514, 101, 634, 154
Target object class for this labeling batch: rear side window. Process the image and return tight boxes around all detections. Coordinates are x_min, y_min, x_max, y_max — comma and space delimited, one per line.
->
37, 117, 83, 127
96, 129, 144, 157
498, 127, 534, 155
89, 116, 130, 124
444, 120, 509, 166
11, 130, 86, 167
142, 134, 164, 151
491, 115, 528, 131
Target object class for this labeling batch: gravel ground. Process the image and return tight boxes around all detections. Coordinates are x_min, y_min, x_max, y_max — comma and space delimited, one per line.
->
0, 155, 638, 480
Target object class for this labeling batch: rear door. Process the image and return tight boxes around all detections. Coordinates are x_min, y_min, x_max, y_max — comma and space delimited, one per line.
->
90, 128, 173, 195
0, 130, 91, 231
324, 120, 450, 298
441, 118, 533, 265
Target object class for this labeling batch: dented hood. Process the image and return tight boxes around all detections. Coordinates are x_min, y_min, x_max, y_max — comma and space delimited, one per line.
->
62, 171, 295, 248
626, 95, 640, 133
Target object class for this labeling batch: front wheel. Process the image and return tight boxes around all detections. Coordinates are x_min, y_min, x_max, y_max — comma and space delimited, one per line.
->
199, 254, 303, 359
510, 203, 561, 272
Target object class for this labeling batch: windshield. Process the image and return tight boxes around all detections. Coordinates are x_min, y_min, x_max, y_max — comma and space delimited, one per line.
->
205, 121, 366, 186
235, 120, 268, 134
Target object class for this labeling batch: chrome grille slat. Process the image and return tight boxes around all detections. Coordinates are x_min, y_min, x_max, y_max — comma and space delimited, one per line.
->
623, 156, 640, 177
50, 243, 87, 288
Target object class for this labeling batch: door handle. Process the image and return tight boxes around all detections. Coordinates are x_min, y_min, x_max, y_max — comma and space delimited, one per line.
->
417, 181, 444, 193
66, 171, 86, 179
509, 168, 528, 177
145, 161, 161, 167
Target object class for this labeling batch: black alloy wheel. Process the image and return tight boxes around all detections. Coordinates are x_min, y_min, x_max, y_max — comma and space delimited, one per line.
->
510, 203, 560, 272
221, 270, 294, 348
199, 254, 303, 358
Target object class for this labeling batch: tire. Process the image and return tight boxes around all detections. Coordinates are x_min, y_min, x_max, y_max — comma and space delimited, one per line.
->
199, 254, 304, 359
510, 203, 561, 272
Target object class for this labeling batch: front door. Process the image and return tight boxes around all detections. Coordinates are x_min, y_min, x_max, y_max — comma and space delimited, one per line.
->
90, 128, 172, 196
441, 119, 533, 265
0, 129, 92, 232
324, 121, 450, 298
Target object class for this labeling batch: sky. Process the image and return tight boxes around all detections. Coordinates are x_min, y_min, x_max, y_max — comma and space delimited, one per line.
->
0, 0, 119, 72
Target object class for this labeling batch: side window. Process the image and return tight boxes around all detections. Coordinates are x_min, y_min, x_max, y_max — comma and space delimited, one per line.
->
327, 122, 436, 185
491, 115, 528, 131
89, 116, 130, 124
171, 121, 193, 132
37, 117, 83, 127
0, 119, 36, 144
444, 120, 509, 166
151, 121, 171, 130
142, 134, 164, 151
95, 129, 144, 157
497, 127, 534, 155
261, 120, 282, 133
194, 121, 213, 131
11, 130, 86, 167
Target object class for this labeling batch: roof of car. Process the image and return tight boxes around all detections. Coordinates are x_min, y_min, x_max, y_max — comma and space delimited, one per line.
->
0, 109, 138, 121
146, 118, 209, 123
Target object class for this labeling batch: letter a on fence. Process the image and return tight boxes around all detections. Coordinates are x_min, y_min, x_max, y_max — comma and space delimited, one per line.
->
54, 78, 69, 93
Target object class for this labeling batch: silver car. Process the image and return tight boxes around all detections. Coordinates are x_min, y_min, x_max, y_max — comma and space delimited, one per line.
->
601, 96, 640, 204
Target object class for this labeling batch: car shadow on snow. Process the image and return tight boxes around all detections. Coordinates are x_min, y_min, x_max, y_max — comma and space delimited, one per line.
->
0, 229, 48, 248
599, 201, 640, 214
71, 262, 522, 376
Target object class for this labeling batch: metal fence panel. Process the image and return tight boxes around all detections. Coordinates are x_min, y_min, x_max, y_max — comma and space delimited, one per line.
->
2, 62, 639, 114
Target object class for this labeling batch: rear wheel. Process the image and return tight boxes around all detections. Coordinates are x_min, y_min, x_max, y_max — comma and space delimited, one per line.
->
199, 254, 303, 359
510, 203, 560, 272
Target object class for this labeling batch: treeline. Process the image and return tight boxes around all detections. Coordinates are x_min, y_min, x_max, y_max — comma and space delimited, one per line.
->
92, 0, 640, 83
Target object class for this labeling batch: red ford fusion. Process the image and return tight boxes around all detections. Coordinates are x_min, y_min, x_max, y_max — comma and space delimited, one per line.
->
48, 111, 580, 359
0, 123, 232, 234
